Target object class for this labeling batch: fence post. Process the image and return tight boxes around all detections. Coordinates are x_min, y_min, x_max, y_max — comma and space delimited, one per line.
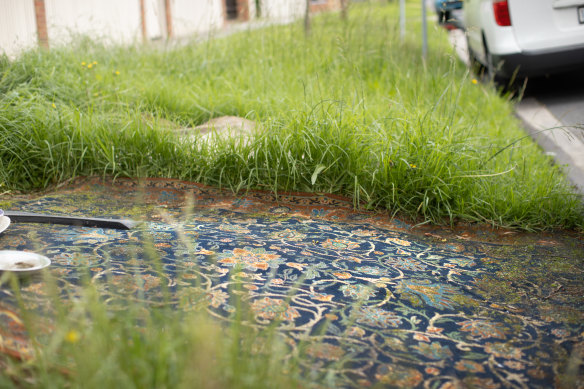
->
164, 0, 173, 39
33, 0, 49, 48
422, 0, 428, 59
400, 0, 405, 40
139, 0, 147, 41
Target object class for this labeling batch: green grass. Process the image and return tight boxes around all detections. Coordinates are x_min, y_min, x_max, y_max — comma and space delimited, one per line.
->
0, 1, 582, 230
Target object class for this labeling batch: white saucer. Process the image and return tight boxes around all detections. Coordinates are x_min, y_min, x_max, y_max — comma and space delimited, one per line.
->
0, 216, 9, 235
0, 250, 51, 272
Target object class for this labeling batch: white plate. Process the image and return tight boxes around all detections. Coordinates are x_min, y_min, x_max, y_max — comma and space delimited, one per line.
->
0, 216, 9, 235
0, 250, 51, 272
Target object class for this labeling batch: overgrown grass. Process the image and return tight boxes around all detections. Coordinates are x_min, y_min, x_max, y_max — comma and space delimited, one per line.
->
0, 1, 582, 230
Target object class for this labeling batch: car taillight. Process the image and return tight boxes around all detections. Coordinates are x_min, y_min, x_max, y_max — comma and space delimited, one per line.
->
493, 0, 511, 26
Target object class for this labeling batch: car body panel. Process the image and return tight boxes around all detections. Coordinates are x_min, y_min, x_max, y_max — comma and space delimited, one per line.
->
435, 0, 464, 11
463, 0, 584, 78
509, 0, 584, 52
465, 0, 520, 63
463, 0, 484, 58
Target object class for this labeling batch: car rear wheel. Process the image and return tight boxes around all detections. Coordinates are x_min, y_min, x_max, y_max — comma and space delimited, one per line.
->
481, 35, 510, 88
467, 35, 514, 91
483, 43, 497, 83
466, 35, 486, 77
437, 10, 449, 24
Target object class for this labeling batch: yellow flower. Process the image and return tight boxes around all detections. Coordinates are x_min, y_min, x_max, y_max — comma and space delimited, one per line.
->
471, 79, 478, 84
93, 61, 97, 65
410, 164, 417, 168
65, 330, 80, 344
115, 70, 120, 76
81, 61, 86, 66
87, 63, 93, 69
51, 103, 56, 108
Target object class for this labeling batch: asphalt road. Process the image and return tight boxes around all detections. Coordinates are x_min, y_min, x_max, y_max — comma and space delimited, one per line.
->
522, 70, 584, 132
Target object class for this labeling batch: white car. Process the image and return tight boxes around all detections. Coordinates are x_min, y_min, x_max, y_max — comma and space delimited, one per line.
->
464, 0, 584, 83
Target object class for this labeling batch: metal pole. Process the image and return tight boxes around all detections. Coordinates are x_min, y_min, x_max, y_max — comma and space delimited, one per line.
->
400, 0, 405, 40
422, 0, 428, 59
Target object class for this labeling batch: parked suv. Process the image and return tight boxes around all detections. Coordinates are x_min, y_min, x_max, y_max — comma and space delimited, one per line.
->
464, 0, 584, 82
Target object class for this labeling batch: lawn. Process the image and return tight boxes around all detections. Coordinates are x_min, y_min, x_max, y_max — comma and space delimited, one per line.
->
0, 3, 582, 229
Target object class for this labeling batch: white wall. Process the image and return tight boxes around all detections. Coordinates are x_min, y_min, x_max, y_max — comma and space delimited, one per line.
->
0, 0, 38, 57
260, 0, 305, 22
248, 0, 257, 20
171, 0, 224, 37
0, 0, 311, 57
144, 0, 166, 40
45, 0, 142, 45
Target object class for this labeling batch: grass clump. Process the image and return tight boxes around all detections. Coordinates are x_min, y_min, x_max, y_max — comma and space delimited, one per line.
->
0, 2, 582, 230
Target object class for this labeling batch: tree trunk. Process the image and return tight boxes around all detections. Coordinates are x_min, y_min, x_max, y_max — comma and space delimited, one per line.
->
340, 0, 350, 22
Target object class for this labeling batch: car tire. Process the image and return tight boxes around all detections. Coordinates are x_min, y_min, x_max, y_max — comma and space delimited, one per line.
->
466, 35, 486, 77
438, 10, 449, 24
467, 35, 515, 92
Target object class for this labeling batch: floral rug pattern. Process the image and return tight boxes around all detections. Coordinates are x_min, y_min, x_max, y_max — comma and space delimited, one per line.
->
0, 178, 582, 388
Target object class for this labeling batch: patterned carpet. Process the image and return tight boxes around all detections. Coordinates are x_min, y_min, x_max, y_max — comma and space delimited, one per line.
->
0, 178, 582, 388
